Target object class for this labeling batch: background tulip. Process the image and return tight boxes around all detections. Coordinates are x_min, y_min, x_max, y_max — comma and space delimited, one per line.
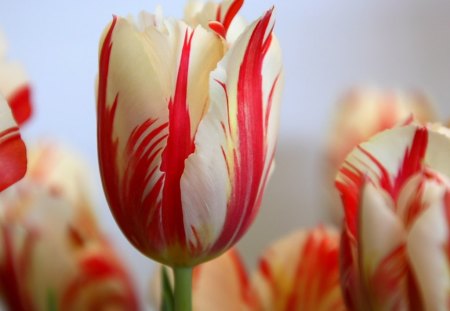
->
97, 0, 283, 267
0, 145, 139, 311
0, 95, 26, 192
336, 124, 450, 310
150, 227, 344, 311
151, 248, 255, 311
324, 87, 435, 223
252, 227, 345, 311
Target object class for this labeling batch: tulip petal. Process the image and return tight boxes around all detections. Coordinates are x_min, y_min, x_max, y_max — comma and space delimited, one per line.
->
193, 249, 254, 311
181, 8, 283, 255
98, 13, 227, 264
252, 227, 345, 311
407, 191, 450, 311
359, 183, 409, 309
0, 95, 26, 191
184, 0, 247, 41
336, 125, 450, 236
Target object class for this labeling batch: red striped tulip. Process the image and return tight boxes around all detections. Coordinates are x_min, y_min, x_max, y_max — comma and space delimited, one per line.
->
0, 159, 139, 311
150, 227, 344, 311
151, 248, 256, 311
97, 0, 283, 266
336, 124, 450, 310
252, 227, 345, 311
27, 142, 99, 235
0, 32, 32, 125
325, 88, 435, 222
0, 95, 26, 191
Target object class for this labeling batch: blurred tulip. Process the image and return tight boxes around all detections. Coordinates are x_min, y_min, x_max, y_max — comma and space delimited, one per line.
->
0, 31, 32, 125
336, 124, 450, 310
252, 227, 345, 311
150, 227, 344, 311
324, 87, 435, 222
0, 147, 139, 311
27, 142, 98, 236
151, 248, 255, 311
97, 0, 283, 266
0, 95, 26, 192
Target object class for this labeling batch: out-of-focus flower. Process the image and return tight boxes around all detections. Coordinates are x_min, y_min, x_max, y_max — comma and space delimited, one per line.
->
0, 146, 139, 311
324, 87, 435, 222
151, 248, 255, 311
150, 227, 344, 311
252, 227, 345, 311
27, 142, 98, 236
97, 0, 283, 266
0, 94, 26, 192
0, 31, 32, 125
336, 124, 450, 310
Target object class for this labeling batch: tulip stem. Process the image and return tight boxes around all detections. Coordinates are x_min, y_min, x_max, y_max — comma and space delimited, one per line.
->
173, 266, 193, 311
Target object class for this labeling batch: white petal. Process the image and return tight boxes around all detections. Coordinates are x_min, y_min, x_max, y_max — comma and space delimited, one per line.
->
359, 183, 406, 283
407, 198, 450, 311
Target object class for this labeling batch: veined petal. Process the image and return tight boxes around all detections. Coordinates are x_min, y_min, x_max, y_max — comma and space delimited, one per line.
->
180, 8, 283, 257
407, 190, 450, 311
359, 183, 409, 310
0, 95, 26, 191
336, 125, 450, 235
97, 13, 225, 264
252, 227, 345, 311
184, 0, 247, 41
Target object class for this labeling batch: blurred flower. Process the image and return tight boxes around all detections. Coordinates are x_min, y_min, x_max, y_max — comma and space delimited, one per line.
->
0, 31, 32, 125
27, 142, 98, 236
151, 248, 255, 311
325, 87, 435, 222
0, 94, 26, 192
336, 124, 450, 310
150, 227, 344, 311
252, 227, 345, 311
0, 145, 139, 311
97, 0, 283, 266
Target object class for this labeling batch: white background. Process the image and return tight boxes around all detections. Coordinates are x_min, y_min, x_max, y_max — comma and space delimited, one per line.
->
2, 0, 450, 308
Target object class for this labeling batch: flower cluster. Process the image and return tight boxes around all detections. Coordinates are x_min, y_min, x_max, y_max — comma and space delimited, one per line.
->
2, 0, 450, 310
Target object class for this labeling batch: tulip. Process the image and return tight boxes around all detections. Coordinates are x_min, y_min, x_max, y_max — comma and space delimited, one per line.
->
324, 87, 435, 222
27, 142, 99, 235
0, 31, 32, 125
0, 94, 26, 192
252, 227, 346, 311
150, 227, 344, 311
335, 124, 450, 310
96, 0, 283, 267
0, 146, 139, 311
151, 248, 256, 311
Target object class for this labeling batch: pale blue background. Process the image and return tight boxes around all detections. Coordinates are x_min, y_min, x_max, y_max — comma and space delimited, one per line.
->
2, 1, 450, 308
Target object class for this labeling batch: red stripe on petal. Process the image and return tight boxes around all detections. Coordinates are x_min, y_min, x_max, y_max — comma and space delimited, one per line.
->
209, 21, 226, 39
213, 10, 275, 251
285, 228, 341, 310
0, 128, 27, 192
211, 0, 244, 38
222, 0, 244, 35
7, 85, 32, 126
160, 30, 196, 248
392, 127, 428, 202
0, 226, 35, 311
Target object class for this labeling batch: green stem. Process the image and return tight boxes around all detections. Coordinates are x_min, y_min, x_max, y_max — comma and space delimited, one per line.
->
173, 266, 193, 311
